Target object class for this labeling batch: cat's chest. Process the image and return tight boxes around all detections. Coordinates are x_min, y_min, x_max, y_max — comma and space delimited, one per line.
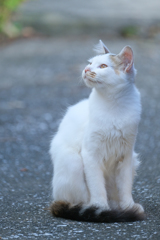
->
93, 112, 131, 136
99, 122, 128, 147
87, 115, 136, 156
96, 124, 132, 161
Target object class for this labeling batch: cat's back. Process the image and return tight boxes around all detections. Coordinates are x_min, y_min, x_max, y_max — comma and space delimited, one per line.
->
59, 99, 89, 131
51, 99, 89, 154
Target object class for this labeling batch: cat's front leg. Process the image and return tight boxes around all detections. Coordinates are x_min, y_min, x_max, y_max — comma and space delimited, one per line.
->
116, 153, 144, 213
81, 147, 110, 210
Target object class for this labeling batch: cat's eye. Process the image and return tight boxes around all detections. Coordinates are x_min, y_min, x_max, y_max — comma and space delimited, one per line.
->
100, 64, 108, 68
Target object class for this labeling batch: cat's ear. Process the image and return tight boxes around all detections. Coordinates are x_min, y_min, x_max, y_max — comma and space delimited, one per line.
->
117, 46, 134, 73
94, 40, 110, 54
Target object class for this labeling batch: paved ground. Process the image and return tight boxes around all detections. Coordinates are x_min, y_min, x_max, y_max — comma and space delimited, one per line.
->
0, 35, 160, 240
0, 0, 160, 239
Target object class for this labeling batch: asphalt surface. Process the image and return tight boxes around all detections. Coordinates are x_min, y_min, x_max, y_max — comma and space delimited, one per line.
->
0, 35, 160, 239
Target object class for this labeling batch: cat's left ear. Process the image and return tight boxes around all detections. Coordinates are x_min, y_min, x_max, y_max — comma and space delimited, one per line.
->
118, 46, 134, 73
94, 40, 110, 54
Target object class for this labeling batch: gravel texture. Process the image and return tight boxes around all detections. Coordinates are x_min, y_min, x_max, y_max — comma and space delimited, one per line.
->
0, 35, 160, 239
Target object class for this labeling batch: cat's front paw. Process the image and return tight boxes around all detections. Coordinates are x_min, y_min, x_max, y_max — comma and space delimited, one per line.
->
132, 203, 144, 214
80, 202, 110, 216
90, 201, 111, 213
120, 201, 144, 214
88, 196, 110, 209
82, 201, 110, 212
120, 200, 134, 211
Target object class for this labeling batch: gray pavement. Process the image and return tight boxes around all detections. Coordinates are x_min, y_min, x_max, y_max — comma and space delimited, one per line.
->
0, 0, 160, 239
0, 35, 160, 239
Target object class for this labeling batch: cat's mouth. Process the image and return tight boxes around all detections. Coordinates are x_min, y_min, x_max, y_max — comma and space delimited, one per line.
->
85, 72, 102, 84
84, 71, 96, 78
83, 70, 102, 85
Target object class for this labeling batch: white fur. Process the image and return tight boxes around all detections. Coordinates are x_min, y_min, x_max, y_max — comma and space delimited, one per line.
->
50, 41, 144, 213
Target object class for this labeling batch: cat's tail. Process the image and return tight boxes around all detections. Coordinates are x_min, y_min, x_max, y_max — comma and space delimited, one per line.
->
50, 201, 145, 223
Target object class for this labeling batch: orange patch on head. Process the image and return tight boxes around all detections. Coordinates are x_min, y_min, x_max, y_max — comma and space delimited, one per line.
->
110, 55, 122, 74
115, 69, 120, 75
110, 55, 121, 66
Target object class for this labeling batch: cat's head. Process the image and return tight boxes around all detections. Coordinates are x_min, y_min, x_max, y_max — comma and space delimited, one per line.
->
82, 40, 136, 90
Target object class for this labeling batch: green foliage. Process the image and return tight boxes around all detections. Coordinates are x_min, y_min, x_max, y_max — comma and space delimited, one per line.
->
120, 26, 138, 38
0, 0, 24, 32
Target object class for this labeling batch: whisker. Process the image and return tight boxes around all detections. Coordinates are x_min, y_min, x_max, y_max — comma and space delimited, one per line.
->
78, 75, 83, 84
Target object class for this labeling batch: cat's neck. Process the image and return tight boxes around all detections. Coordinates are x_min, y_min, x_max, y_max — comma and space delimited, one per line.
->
95, 82, 135, 100
90, 83, 139, 112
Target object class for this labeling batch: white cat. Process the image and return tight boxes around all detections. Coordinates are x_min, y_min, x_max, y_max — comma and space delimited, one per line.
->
50, 40, 145, 222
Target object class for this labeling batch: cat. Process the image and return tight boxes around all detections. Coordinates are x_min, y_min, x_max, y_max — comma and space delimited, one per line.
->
49, 40, 145, 222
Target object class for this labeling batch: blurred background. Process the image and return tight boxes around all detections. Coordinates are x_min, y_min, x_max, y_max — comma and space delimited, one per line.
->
1, 0, 160, 41
0, 0, 160, 239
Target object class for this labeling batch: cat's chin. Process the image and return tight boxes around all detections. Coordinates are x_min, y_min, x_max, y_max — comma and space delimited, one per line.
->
83, 77, 102, 88
84, 80, 96, 88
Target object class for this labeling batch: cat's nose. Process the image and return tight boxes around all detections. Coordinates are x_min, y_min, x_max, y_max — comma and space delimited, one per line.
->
85, 68, 90, 73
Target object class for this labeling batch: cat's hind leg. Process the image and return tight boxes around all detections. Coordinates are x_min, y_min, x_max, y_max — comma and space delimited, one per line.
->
115, 152, 144, 214
51, 149, 89, 205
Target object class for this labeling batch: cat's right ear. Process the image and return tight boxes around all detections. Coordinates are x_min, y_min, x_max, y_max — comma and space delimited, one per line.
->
94, 40, 110, 54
